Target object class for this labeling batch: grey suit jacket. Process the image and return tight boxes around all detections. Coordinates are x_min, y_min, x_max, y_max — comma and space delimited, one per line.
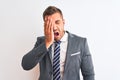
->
22, 31, 95, 80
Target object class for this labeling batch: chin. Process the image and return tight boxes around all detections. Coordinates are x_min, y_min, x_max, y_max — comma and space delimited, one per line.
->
54, 38, 59, 41
54, 37, 60, 41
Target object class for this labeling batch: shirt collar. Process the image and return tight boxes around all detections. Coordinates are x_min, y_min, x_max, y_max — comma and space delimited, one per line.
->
60, 31, 68, 42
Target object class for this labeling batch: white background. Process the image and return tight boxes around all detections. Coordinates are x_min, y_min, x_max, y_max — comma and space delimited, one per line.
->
0, 0, 120, 80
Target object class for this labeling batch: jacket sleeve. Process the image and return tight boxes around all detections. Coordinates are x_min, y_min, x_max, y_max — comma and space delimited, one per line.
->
81, 38, 95, 80
21, 37, 48, 70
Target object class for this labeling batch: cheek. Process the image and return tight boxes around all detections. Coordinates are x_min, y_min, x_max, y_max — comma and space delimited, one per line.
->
59, 27, 64, 32
59, 24, 64, 30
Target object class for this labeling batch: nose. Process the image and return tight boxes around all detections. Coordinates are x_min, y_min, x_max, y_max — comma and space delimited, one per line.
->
53, 25, 57, 31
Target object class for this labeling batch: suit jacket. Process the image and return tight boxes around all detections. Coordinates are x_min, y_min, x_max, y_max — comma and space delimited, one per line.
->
22, 31, 95, 80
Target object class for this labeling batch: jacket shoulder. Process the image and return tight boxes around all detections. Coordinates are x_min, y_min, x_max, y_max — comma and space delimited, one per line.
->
34, 36, 45, 46
68, 31, 87, 41
37, 36, 45, 40
36, 36, 45, 42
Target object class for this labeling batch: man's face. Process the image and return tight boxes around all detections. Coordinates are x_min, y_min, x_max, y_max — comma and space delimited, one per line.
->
44, 12, 65, 41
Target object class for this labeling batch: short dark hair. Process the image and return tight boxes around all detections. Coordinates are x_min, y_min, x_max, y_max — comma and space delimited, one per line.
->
43, 6, 63, 21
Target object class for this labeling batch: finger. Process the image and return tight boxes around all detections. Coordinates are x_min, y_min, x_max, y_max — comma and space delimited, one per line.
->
50, 19, 54, 33
47, 18, 51, 34
45, 16, 48, 21
44, 16, 48, 27
44, 17, 49, 35
44, 22, 47, 35
49, 18, 53, 33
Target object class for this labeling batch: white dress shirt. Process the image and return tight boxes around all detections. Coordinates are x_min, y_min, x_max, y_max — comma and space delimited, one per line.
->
52, 31, 68, 79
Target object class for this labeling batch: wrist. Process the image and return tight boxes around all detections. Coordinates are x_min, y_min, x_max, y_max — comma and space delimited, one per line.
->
45, 40, 53, 49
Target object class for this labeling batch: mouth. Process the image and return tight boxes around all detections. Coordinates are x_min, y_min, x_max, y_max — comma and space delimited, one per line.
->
54, 32, 59, 36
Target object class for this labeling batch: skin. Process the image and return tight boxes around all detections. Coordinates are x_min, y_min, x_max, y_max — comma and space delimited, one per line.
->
44, 12, 65, 49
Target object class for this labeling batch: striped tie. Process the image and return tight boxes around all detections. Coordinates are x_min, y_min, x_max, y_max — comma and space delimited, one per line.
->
53, 41, 61, 80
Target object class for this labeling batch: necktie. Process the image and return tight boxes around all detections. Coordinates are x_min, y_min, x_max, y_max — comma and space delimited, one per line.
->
53, 41, 61, 80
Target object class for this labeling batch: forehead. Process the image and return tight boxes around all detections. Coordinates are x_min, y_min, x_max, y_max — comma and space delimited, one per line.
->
46, 13, 63, 20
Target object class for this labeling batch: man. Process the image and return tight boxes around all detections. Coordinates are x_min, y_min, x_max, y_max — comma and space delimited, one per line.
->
22, 6, 95, 80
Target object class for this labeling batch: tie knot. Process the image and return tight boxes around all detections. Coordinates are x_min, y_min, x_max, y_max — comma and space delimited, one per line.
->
54, 40, 61, 44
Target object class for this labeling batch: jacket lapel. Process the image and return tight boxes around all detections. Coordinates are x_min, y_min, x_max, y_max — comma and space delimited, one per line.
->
48, 45, 53, 66
64, 32, 74, 73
